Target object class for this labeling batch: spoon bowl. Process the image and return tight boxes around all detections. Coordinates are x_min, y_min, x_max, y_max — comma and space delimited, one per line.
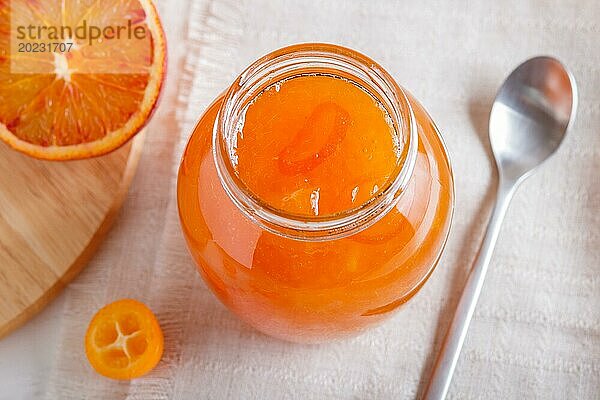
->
489, 56, 577, 182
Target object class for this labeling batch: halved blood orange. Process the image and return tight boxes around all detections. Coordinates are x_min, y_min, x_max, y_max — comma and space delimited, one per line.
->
0, 0, 166, 160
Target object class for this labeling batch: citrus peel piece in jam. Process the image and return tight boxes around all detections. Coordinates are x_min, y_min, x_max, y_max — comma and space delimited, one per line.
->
277, 101, 351, 175
352, 212, 416, 245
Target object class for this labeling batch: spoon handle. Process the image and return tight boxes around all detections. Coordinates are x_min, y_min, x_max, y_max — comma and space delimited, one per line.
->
423, 177, 517, 400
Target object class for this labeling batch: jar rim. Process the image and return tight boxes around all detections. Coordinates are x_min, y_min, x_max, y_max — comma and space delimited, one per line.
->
213, 43, 418, 241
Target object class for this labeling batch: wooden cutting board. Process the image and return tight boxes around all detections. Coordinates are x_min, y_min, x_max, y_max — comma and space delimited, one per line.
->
0, 134, 144, 339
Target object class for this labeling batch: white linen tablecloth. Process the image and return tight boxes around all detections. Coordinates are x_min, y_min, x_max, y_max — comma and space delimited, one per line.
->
2, 0, 599, 398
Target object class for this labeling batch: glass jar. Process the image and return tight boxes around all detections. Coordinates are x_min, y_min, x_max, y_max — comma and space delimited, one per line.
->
178, 44, 454, 343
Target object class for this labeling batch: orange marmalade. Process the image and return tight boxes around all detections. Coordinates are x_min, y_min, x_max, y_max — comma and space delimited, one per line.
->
178, 44, 454, 342
235, 75, 400, 218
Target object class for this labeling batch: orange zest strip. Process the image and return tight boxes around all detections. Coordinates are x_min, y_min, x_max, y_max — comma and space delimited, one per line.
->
277, 101, 351, 175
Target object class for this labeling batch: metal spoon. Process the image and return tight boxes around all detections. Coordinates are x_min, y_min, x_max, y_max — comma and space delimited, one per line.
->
423, 56, 578, 400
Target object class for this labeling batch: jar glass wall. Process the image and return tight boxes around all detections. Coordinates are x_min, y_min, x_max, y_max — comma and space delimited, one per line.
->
178, 44, 454, 343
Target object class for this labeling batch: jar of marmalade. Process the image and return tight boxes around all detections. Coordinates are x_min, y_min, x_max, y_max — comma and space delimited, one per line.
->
178, 44, 454, 343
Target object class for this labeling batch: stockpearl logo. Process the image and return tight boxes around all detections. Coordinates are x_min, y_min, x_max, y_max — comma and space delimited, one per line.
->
6, 0, 152, 74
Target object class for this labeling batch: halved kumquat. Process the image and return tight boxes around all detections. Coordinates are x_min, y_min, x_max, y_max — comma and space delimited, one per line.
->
85, 299, 163, 380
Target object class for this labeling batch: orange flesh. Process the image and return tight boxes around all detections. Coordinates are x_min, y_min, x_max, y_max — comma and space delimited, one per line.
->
0, 0, 165, 159
0, 73, 148, 145
235, 75, 400, 217
178, 72, 454, 342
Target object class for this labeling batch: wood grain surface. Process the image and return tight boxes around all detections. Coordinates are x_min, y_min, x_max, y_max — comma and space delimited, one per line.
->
0, 134, 144, 339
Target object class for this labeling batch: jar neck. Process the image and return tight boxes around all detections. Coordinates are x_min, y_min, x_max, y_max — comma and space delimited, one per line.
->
213, 43, 418, 241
